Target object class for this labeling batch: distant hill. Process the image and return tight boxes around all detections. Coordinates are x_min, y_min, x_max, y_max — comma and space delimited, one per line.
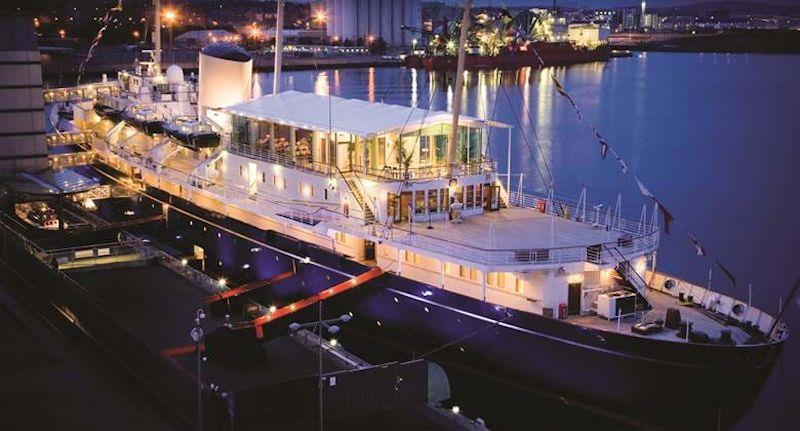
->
646, 1, 800, 16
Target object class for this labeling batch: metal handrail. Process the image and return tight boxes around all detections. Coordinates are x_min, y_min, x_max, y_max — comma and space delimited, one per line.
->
347, 158, 497, 182
226, 142, 332, 177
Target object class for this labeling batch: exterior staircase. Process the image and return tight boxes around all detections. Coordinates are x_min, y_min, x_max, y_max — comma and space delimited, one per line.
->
339, 170, 375, 225
605, 245, 651, 311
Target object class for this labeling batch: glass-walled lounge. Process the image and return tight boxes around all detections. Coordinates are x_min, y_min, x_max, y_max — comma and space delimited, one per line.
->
228, 114, 490, 181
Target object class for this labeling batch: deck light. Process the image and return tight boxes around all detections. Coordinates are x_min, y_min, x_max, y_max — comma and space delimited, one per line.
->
181, 258, 188, 266
218, 277, 226, 287
329, 338, 338, 347
451, 406, 460, 414
269, 305, 277, 313
242, 263, 250, 270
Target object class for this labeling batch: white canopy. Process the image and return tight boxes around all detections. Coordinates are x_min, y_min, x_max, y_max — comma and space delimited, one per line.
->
224, 90, 506, 137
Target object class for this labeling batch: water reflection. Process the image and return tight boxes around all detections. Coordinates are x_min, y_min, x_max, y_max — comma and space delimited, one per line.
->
314, 71, 329, 96
249, 55, 799, 429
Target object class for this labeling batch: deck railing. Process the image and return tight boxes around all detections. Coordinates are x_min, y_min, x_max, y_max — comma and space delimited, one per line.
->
106, 136, 659, 269
347, 158, 498, 182
226, 142, 333, 176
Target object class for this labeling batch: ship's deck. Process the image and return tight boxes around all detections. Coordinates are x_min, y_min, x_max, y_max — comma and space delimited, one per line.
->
405, 206, 624, 251
569, 288, 754, 344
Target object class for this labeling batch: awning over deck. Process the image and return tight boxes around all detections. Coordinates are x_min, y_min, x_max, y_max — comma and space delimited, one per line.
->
224, 90, 508, 137
0, 166, 101, 196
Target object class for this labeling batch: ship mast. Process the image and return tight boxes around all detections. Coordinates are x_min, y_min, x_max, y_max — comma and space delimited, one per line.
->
446, 0, 471, 177
154, 0, 162, 72
273, 0, 284, 94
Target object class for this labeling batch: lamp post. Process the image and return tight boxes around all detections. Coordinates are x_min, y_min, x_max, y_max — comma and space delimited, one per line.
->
288, 308, 352, 431
190, 308, 206, 431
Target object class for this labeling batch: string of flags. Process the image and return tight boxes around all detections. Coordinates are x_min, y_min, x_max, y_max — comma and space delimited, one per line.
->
547, 72, 674, 233
530, 46, 741, 288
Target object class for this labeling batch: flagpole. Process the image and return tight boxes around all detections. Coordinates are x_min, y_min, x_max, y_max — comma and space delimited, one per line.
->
700, 266, 713, 308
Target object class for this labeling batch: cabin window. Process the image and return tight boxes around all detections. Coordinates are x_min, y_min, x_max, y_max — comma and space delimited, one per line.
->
468, 127, 482, 162
427, 189, 437, 213
377, 137, 386, 168
414, 191, 425, 214
497, 273, 506, 289
324, 188, 328, 200
486, 272, 496, 286
420, 135, 431, 165
469, 268, 479, 282
515, 278, 525, 294
439, 188, 449, 212
459, 265, 467, 278
434, 135, 447, 165
335, 232, 347, 244
404, 251, 417, 264
466, 185, 475, 208
239, 165, 243, 177
261, 172, 266, 183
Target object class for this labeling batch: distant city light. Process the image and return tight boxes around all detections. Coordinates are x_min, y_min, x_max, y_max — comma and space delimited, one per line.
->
313, 10, 326, 23
163, 9, 178, 24
132, 30, 140, 39
58, 29, 66, 38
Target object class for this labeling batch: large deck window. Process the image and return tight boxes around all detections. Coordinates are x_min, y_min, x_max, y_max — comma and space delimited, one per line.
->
229, 113, 489, 182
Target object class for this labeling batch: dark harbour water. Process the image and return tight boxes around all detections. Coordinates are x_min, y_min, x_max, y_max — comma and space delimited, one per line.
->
256, 52, 800, 431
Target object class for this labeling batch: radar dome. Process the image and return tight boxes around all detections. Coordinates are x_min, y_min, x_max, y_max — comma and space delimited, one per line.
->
166, 64, 184, 85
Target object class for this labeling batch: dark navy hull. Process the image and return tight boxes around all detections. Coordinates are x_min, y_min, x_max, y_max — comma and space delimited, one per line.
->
148, 189, 783, 431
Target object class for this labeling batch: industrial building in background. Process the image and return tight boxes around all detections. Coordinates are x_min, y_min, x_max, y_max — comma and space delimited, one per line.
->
0, 16, 48, 173
325, 0, 422, 47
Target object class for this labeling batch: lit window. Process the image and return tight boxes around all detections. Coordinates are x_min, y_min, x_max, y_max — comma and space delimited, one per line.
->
459, 265, 467, 278
335, 231, 347, 243
469, 268, 478, 281
516, 278, 525, 294
497, 273, 506, 289
486, 272, 496, 286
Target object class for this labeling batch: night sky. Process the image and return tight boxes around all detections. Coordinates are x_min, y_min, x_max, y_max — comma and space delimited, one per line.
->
298, 0, 800, 8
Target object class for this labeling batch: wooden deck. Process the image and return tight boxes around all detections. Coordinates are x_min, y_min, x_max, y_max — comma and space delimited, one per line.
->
408, 206, 624, 251
569, 288, 753, 344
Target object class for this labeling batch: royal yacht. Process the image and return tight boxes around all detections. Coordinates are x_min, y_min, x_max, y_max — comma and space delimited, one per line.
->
42, 3, 789, 430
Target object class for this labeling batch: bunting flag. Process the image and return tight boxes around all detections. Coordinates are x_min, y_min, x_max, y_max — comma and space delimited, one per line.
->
616, 156, 628, 174
686, 232, 707, 256
716, 260, 738, 287
543, 56, 676, 235
551, 75, 582, 120
636, 176, 674, 234
594, 131, 609, 159
659, 203, 674, 234
634, 175, 653, 199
